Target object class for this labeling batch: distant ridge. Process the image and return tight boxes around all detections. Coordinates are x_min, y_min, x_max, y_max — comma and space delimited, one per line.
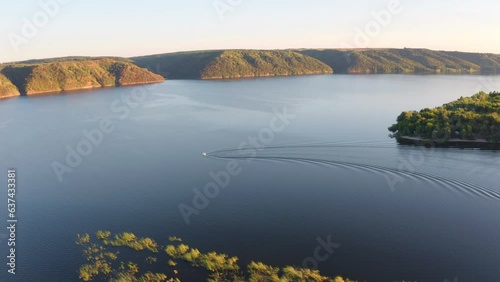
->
132, 48, 500, 79
131, 50, 333, 79
2, 48, 499, 99
3, 56, 132, 65
298, 48, 500, 74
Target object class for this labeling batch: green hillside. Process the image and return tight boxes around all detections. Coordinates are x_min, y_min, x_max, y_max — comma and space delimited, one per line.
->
298, 48, 500, 74
132, 50, 333, 79
0, 58, 164, 96
2, 48, 499, 98
133, 48, 500, 79
0, 70, 20, 98
131, 51, 224, 79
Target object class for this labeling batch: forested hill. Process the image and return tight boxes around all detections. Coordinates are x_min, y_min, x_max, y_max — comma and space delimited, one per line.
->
132, 48, 500, 79
2, 48, 499, 98
389, 92, 500, 144
298, 48, 500, 74
131, 50, 333, 79
0, 58, 164, 98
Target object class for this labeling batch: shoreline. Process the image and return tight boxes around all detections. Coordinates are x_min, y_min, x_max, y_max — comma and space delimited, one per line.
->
0, 80, 165, 100
190, 72, 498, 81
396, 136, 500, 150
0, 92, 21, 100
200, 71, 333, 80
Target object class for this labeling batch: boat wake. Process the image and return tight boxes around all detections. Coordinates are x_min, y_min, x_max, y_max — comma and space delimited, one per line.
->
205, 141, 500, 201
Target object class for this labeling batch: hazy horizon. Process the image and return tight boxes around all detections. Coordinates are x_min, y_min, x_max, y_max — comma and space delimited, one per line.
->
1, 0, 499, 63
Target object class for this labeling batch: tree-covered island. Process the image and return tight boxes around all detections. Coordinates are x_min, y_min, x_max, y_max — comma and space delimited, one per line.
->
389, 91, 500, 149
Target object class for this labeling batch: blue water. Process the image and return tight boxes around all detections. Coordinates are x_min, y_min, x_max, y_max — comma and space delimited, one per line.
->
0, 74, 499, 282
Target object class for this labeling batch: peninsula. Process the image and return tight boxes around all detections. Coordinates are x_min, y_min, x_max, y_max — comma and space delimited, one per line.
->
0, 58, 164, 98
297, 48, 500, 74
389, 92, 500, 149
131, 50, 333, 79
132, 48, 500, 79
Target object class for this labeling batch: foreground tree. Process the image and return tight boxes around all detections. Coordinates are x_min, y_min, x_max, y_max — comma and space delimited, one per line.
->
76, 231, 353, 282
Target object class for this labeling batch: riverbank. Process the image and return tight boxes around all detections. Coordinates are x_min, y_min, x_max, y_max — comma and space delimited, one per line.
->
396, 136, 500, 150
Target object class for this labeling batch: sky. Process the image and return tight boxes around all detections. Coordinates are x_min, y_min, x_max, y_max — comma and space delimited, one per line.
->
0, 0, 499, 63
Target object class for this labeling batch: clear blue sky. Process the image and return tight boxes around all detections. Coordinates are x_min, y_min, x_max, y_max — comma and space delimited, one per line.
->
1, 0, 499, 63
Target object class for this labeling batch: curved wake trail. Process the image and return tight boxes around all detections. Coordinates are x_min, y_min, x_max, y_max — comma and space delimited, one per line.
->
206, 143, 500, 201
209, 140, 396, 156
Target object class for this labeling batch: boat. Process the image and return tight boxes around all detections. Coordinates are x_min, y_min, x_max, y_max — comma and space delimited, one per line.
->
202, 152, 207, 157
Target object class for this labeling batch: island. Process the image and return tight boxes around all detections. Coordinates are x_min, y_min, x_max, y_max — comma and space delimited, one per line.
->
0, 58, 164, 98
388, 92, 500, 149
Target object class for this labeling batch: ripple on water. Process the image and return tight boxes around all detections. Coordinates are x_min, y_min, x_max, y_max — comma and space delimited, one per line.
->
207, 141, 500, 201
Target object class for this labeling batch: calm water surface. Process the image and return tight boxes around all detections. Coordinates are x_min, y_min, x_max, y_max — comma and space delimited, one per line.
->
0, 75, 499, 282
